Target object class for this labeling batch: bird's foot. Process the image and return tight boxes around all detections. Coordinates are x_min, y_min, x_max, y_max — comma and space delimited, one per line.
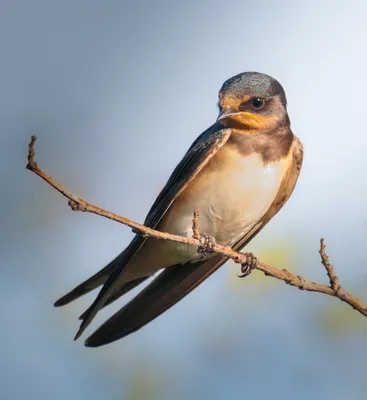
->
237, 253, 258, 278
197, 233, 216, 258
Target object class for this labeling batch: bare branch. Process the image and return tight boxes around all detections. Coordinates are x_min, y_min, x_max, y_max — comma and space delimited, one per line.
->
26, 136, 367, 319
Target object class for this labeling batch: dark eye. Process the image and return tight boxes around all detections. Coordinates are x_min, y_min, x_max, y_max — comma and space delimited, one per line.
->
251, 98, 265, 109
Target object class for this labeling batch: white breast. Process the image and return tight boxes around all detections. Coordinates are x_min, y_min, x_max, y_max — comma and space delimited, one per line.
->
160, 145, 291, 248
123, 144, 293, 279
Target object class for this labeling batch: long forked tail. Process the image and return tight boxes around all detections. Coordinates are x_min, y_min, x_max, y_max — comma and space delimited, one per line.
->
54, 265, 112, 307
84, 254, 227, 347
78, 276, 149, 320
54, 250, 133, 307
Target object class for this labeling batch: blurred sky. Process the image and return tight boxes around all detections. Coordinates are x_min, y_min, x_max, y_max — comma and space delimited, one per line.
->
1, 1, 367, 399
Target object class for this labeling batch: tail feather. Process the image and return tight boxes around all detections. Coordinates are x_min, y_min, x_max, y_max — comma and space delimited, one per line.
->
78, 276, 149, 320
84, 256, 226, 347
54, 267, 110, 307
54, 250, 128, 307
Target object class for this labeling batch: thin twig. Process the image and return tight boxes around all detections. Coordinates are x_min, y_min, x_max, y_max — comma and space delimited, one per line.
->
319, 238, 340, 292
26, 136, 367, 319
192, 209, 200, 239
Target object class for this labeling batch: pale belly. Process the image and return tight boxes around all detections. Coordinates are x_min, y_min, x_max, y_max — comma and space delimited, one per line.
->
122, 144, 292, 279
156, 145, 291, 260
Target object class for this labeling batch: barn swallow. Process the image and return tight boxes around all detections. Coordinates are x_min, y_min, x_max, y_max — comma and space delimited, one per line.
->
55, 72, 303, 347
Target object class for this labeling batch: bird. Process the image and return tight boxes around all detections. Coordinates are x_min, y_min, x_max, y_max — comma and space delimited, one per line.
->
54, 71, 303, 347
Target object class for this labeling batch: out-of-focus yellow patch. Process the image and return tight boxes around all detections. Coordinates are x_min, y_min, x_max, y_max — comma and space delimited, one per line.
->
227, 238, 300, 292
317, 304, 367, 335
317, 281, 367, 336
125, 363, 174, 400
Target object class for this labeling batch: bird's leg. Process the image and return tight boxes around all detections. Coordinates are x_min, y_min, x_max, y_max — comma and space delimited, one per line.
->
237, 253, 258, 278
197, 233, 216, 258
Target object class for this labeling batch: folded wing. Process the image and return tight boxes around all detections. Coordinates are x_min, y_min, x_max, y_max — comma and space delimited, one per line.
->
84, 136, 304, 347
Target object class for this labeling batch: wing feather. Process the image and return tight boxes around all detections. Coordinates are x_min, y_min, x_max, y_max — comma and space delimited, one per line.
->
84, 137, 304, 346
74, 124, 231, 340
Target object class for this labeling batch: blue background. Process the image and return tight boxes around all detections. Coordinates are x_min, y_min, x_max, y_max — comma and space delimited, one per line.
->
1, 1, 367, 399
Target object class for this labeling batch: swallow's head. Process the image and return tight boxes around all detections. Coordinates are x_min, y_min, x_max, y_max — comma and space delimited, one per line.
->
217, 72, 289, 133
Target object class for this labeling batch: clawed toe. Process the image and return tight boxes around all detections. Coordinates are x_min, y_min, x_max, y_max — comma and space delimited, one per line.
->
238, 252, 258, 278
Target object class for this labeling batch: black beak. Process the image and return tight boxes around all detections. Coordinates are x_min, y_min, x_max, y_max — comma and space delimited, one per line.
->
217, 108, 240, 123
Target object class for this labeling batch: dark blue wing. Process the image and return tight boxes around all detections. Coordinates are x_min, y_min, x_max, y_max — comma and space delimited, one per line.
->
74, 122, 231, 340
143, 122, 227, 228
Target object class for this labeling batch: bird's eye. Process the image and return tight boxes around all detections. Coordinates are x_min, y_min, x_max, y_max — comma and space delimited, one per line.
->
251, 98, 265, 109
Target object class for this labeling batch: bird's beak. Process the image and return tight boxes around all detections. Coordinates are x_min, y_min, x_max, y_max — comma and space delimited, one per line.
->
217, 108, 238, 122
217, 109, 266, 132
217, 108, 244, 128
